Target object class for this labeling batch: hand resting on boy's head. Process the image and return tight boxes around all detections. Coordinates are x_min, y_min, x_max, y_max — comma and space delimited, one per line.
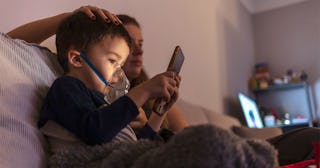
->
74, 5, 122, 25
7, 5, 121, 44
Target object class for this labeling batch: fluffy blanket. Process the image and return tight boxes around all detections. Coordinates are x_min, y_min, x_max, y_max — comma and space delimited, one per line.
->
49, 124, 278, 168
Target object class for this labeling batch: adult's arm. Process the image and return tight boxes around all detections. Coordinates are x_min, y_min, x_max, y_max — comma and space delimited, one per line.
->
7, 6, 121, 44
166, 104, 189, 132
7, 13, 70, 44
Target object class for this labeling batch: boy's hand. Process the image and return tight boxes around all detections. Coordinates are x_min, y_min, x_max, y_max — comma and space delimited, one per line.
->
74, 5, 122, 25
144, 71, 179, 102
126, 71, 181, 111
127, 72, 181, 132
147, 73, 180, 132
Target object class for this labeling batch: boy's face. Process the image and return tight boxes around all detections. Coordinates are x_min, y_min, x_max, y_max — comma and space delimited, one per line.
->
84, 36, 130, 92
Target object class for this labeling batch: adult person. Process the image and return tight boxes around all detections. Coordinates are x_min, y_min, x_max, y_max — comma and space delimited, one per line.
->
117, 16, 318, 165
117, 14, 189, 133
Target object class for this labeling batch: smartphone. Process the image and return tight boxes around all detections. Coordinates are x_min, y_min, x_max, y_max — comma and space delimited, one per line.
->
153, 46, 185, 116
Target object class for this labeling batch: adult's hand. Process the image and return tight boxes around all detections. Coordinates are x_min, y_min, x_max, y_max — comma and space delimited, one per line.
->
7, 5, 122, 44
74, 5, 122, 25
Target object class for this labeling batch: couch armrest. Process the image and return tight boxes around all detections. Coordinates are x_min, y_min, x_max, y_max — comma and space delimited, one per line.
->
176, 99, 209, 125
176, 99, 241, 131
232, 126, 283, 140
203, 110, 241, 131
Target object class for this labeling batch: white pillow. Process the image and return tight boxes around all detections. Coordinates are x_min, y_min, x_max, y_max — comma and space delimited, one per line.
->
0, 33, 62, 168
176, 99, 209, 125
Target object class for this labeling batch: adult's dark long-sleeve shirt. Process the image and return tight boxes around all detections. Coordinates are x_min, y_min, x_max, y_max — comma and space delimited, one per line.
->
38, 76, 156, 145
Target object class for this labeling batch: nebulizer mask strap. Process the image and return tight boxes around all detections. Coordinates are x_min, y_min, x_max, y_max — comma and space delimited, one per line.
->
79, 52, 130, 104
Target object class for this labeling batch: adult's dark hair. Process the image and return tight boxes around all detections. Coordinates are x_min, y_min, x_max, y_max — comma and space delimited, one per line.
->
117, 14, 140, 28
56, 12, 132, 71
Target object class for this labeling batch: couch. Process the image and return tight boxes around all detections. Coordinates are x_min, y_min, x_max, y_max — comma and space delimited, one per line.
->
0, 33, 282, 168
177, 99, 283, 140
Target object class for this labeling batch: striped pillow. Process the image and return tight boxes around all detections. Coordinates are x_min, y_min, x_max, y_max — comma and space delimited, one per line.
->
0, 33, 62, 168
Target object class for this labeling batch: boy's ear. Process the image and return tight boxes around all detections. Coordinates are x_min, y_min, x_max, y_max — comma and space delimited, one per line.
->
68, 49, 83, 68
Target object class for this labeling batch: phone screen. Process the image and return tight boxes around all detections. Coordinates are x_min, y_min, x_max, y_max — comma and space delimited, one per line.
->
167, 46, 184, 74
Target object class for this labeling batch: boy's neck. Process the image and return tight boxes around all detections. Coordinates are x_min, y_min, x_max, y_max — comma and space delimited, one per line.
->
66, 71, 105, 94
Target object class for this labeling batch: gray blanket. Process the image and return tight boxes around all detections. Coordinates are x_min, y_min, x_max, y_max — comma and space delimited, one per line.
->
49, 124, 278, 168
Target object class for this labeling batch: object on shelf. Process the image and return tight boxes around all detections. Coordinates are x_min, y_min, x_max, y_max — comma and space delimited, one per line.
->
300, 70, 308, 81
248, 64, 309, 91
254, 62, 270, 81
284, 69, 308, 83
291, 115, 309, 124
283, 112, 291, 125
259, 80, 269, 89
248, 77, 259, 90
264, 115, 275, 127
252, 82, 308, 93
248, 62, 271, 90
248, 78, 270, 90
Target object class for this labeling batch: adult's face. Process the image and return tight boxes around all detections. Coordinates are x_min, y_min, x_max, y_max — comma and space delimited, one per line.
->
122, 24, 144, 81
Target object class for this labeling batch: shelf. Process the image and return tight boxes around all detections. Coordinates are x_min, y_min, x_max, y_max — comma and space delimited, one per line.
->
252, 82, 307, 93
267, 121, 310, 128
252, 80, 315, 128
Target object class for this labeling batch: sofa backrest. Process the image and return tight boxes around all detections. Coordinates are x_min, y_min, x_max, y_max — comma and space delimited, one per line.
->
176, 99, 241, 131
176, 99, 284, 139
0, 33, 62, 168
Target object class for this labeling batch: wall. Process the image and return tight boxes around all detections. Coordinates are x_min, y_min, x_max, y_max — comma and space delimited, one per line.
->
253, 0, 320, 119
0, 0, 254, 114
240, 0, 309, 13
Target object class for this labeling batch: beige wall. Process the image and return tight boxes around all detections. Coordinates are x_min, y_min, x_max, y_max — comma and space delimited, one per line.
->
253, 0, 320, 119
1, 0, 254, 114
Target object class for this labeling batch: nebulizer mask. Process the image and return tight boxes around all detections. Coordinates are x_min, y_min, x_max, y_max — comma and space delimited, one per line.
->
104, 68, 130, 104
80, 52, 130, 104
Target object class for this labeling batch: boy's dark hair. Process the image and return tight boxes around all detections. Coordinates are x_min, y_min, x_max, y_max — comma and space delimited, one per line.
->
117, 14, 140, 28
56, 12, 132, 71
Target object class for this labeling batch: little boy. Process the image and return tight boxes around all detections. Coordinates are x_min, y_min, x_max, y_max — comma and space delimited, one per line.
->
38, 12, 180, 145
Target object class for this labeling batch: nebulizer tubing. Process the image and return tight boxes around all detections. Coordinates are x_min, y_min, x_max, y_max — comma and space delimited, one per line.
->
80, 51, 110, 87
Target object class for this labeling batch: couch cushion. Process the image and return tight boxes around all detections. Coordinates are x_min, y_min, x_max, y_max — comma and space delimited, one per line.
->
176, 99, 209, 125
203, 109, 241, 131
0, 33, 62, 168
232, 126, 283, 140
177, 99, 241, 131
